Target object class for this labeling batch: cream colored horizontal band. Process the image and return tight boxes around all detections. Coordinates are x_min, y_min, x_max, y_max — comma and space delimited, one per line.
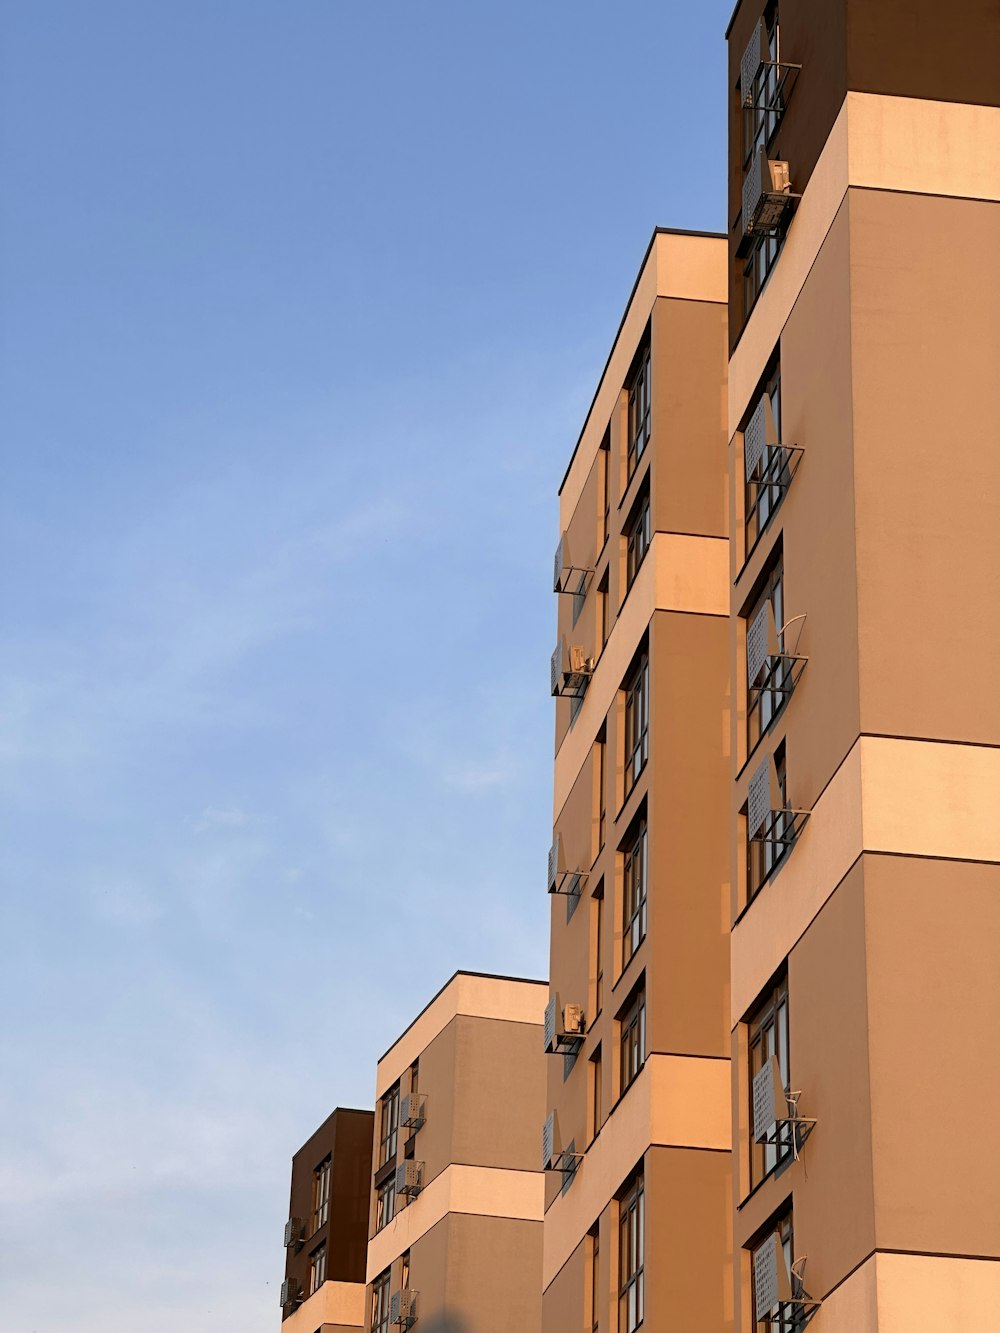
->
729, 92, 1000, 430
796, 1251, 1000, 1333
376, 974, 546, 1098
561, 231, 727, 529
553, 531, 729, 819
542, 1053, 730, 1289
366, 1164, 543, 1283
732, 736, 1000, 1024
281, 1281, 365, 1333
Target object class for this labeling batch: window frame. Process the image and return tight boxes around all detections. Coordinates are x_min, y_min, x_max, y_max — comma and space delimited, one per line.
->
626, 344, 651, 480
622, 815, 648, 967
746, 554, 788, 754
747, 743, 789, 900
623, 652, 649, 798
375, 1172, 396, 1231
619, 983, 646, 1098
751, 1212, 795, 1333
618, 1173, 645, 1333
379, 1082, 400, 1167
625, 488, 651, 590
311, 1154, 331, 1233
748, 974, 791, 1186
371, 1269, 391, 1333
308, 1241, 327, 1295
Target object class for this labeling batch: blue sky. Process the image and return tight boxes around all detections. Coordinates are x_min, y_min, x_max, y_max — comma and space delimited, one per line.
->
0, 3, 731, 1328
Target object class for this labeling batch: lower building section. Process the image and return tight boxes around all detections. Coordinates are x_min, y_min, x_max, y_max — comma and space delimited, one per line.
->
281, 1280, 366, 1333
542, 1145, 732, 1333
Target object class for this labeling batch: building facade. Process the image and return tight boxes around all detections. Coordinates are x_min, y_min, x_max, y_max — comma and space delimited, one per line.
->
281, 1106, 374, 1333
544, 229, 733, 1333
725, 1, 1000, 1330
365, 971, 547, 1333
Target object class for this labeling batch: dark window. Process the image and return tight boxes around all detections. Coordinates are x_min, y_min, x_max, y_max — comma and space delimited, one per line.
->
626, 491, 651, 589
627, 346, 651, 479
598, 572, 610, 652
618, 1174, 644, 1333
590, 1226, 601, 1333
311, 1155, 331, 1232
747, 556, 788, 752
376, 1174, 396, 1231
622, 817, 647, 966
594, 887, 605, 1018
601, 435, 611, 546
748, 744, 789, 899
749, 975, 791, 1185
597, 732, 607, 850
590, 1045, 603, 1141
379, 1082, 400, 1166
744, 366, 786, 551
371, 1270, 391, 1333
751, 1213, 795, 1333
308, 1242, 327, 1295
619, 984, 646, 1096
623, 654, 649, 796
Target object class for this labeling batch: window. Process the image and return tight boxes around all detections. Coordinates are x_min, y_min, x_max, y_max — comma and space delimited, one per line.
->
745, 365, 786, 551
619, 984, 646, 1096
742, 5, 782, 169
592, 1226, 600, 1333
622, 817, 647, 966
746, 556, 787, 752
741, 5, 787, 317
623, 653, 649, 796
371, 1270, 391, 1333
409, 1060, 419, 1098
376, 1173, 396, 1231
598, 572, 610, 653
601, 434, 611, 546
749, 975, 791, 1185
308, 1242, 327, 1295
379, 1082, 400, 1166
594, 888, 605, 1017
596, 732, 607, 850
618, 1174, 644, 1333
400, 1251, 410, 1293
747, 744, 789, 899
625, 490, 651, 589
752, 1213, 795, 1333
590, 1045, 603, 1141
311, 1155, 331, 1232
627, 345, 651, 479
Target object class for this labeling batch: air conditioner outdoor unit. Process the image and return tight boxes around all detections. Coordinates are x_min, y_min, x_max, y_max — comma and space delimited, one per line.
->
746, 599, 781, 692
395, 1160, 423, 1197
551, 638, 594, 698
280, 1277, 301, 1308
283, 1216, 304, 1249
541, 1109, 582, 1177
544, 994, 585, 1054
754, 1234, 793, 1320
752, 1054, 788, 1143
391, 1288, 418, 1326
553, 531, 593, 595
401, 1093, 427, 1130
744, 392, 781, 485
742, 150, 795, 237
547, 833, 586, 896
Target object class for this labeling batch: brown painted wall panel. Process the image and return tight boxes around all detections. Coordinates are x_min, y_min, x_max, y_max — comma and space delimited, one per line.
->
651, 298, 730, 539
645, 1146, 733, 1332
865, 854, 1000, 1259
285, 1107, 374, 1307
415, 1213, 543, 1333
451, 1014, 547, 1172
849, 189, 1000, 745
540, 1234, 587, 1333
648, 611, 731, 1059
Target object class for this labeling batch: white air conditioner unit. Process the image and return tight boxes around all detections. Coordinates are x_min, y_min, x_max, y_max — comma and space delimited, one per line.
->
547, 833, 586, 896
747, 755, 784, 841
401, 1093, 427, 1130
395, 1160, 423, 1197
283, 1216, 304, 1249
542, 1109, 582, 1176
553, 531, 593, 594
551, 638, 594, 698
391, 1288, 417, 1327
746, 599, 781, 691
742, 150, 795, 238
744, 392, 781, 484
280, 1276, 302, 1308
544, 994, 585, 1054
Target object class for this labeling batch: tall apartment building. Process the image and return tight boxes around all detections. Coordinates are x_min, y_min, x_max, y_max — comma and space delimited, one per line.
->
281, 1106, 374, 1333
364, 971, 547, 1333
724, 2, 1000, 1330
545, 229, 732, 1333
